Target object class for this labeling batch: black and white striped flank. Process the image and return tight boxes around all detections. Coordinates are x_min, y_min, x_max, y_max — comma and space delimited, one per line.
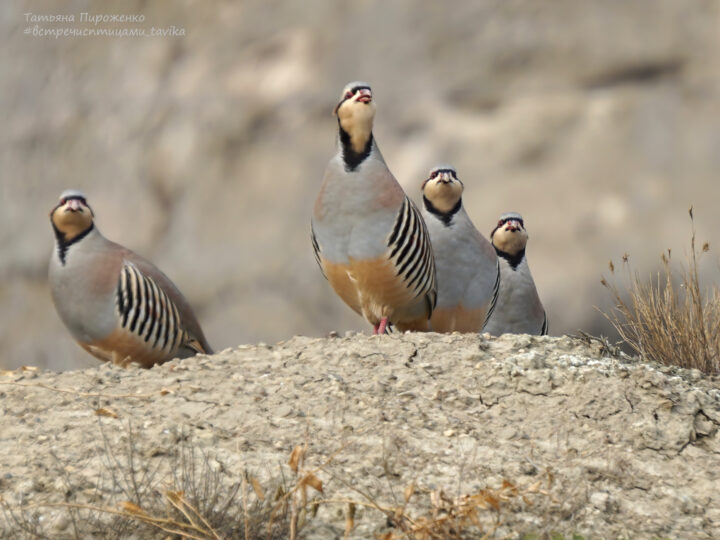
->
482, 259, 502, 330
310, 225, 327, 279
387, 197, 437, 310
115, 262, 184, 354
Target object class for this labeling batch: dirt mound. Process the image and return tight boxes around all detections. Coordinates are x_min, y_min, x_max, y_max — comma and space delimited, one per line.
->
1, 333, 719, 538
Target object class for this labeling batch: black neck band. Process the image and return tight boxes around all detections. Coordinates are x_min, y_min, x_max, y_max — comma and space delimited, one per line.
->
423, 195, 462, 226
339, 123, 373, 172
53, 223, 94, 265
494, 247, 525, 270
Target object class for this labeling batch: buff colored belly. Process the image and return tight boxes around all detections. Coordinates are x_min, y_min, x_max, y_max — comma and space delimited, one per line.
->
80, 327, 176, 368
322, 255, 429, 329
430, 304, 487, 333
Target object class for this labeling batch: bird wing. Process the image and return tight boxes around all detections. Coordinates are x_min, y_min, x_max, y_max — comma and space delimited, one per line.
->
386, 196, 437, 315
481, 258, 501, 330
119, 252, 213, 355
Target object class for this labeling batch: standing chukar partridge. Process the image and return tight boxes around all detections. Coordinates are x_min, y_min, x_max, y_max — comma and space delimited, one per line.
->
483, 212, 547, 336
420, 166, 500, 332
311, 82, 437, 334
49, 190, 213, 367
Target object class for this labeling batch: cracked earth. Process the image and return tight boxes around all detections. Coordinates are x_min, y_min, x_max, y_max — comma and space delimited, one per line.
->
1, 334, 719, 538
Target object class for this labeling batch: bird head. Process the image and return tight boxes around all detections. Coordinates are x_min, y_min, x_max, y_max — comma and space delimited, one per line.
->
334, 82, 375, 149
50, 189, 95, 240
491, 212, 528, 255
422, 166, 464, 213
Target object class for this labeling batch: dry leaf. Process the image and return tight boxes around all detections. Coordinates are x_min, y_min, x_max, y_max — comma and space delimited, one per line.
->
609, 260, 614, 272
121, 501, 146, 515
501, 479, 518, 495
301, 472, 323, 493
288, 445, 304, 473
404, 483, 415, 502
21, 366, 38, 372
344, 502, 356, 537
250, 476, 265, 500
527, 480, 542, 493
159, 388, 173, 395
483, 493, 500, 511
95, 408, 119, 419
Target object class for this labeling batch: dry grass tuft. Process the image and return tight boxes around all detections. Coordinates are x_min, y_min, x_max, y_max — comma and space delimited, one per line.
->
1, 429, 556, 539
2, 422, 556, 538
601, 208, 720, 374
320, 462, 552, 539
0, 422, 306, 539
374, 479, 546, 540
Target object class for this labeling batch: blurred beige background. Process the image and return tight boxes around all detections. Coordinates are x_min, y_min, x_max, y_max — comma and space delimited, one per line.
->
2, 0, 720, 370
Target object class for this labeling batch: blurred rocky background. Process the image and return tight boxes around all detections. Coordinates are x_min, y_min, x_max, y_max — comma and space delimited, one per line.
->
2, 0, 720, 370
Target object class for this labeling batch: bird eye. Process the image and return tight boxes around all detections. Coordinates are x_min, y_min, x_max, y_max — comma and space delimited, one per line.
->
431, 171, 439, 178
344, 91, 353, 99
498, 220, 503, 226
60, 198, 67, 205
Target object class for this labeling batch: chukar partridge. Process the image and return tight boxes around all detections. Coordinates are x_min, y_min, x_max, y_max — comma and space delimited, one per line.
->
311, 82, 437, 334
49, 190, 213, 367
420, 166, 500, 333
483, 212, 547, 336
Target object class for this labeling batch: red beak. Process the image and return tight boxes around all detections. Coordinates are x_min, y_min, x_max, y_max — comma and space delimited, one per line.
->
356, 89, 372, 103
65, 199, 82, 212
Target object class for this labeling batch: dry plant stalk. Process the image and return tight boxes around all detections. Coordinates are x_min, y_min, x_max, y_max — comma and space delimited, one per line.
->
0, 423, 305, 540
281, 443, 324, 540
2, 433, 556, 540
374, 479, 543, 540
601, 208, 720, 374
117, 442, 325, 540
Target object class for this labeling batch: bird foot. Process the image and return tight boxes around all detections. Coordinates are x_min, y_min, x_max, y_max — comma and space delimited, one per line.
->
377, 317, 389, 335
